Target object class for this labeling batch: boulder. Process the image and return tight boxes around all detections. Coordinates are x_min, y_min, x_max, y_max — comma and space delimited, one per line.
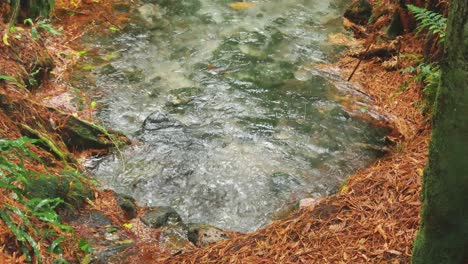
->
137, 3, 170, 30
299, 198, 318, 209
141, 206, 183, 228
186, 223, 230, 247
159, 226, 193, 254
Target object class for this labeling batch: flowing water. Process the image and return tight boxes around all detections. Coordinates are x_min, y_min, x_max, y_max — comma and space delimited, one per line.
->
83, 0, 388, 232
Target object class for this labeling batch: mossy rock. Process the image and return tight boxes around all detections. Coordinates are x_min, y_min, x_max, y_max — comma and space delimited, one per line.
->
186, 223, 230, 247
91, 243, 135, 264
61, 116, 129, 151
23, 171, 93, 208
159, 226, 192, 254
169, 87, 202, 97
141, 206, 183, 228
115, 193, 138, 219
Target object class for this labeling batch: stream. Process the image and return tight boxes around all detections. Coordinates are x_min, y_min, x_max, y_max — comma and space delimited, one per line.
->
81, 0, 388, 232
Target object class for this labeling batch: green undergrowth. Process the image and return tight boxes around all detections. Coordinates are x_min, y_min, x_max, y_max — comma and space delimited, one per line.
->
393, 6, 446, 113
0, 137, 92, 263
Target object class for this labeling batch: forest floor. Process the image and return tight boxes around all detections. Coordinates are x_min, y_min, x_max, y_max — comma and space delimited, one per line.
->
0, 0, 430, 263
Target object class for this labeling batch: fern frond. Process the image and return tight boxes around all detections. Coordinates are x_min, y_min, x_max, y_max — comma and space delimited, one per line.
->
407, 4, 447, 42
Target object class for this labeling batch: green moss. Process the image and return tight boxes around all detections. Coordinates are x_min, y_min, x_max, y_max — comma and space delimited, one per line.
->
412, 1, 468, 261
23, 171, 92, 208
21, 124, 76, 166
63, 116, 129, 150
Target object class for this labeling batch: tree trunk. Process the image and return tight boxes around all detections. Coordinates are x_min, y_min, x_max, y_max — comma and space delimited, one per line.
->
412, 0, 468, 263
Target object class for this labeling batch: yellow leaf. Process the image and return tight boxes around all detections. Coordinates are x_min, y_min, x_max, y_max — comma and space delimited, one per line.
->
85, 198, 96, 208
340, 184, 348, 194
416, 168, 424, 176
123, 223, 133, 229
2, 33, 10, 46
228, 2, 255, 10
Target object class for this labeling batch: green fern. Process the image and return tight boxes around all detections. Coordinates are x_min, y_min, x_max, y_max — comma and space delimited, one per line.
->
398, 63, 440, 112
407, 4, 447, 42
0, 137, 76, 263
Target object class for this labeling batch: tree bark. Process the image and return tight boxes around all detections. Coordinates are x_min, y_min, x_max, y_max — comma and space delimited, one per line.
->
412, 0, 468, 263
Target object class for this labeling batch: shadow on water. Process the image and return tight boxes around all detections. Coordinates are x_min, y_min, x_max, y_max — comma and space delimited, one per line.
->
81, 0, 389, 232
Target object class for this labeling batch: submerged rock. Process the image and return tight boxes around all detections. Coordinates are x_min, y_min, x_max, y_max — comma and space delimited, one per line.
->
186, 223, 230, 248
156, 0, 201, 16
137, 3, 170, 29
165, 94, 192, 107
141, 206, 183, 228
141, 111, 185, 131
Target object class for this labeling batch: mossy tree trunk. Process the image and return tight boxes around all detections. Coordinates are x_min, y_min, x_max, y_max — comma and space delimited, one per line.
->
412, 0, 468, 263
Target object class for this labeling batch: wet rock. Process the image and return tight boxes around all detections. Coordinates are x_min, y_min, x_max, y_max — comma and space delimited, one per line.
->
269, 172, 301, 193
165, 87, 202, 107
90, 242, 134, 264
115, 193, 138, 219
159, 225, 193, 254
61, 115, 130, 151
141, 206, 183, 228
186, 223, 230, 247
142, 111, 185, 131
165, 94, 192, 107
344, 0, 372, 25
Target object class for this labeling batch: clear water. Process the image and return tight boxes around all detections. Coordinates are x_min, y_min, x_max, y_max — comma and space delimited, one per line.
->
84, 0, 388, 232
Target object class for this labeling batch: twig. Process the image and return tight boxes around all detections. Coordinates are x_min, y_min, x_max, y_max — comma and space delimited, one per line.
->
347, 42, 373, 81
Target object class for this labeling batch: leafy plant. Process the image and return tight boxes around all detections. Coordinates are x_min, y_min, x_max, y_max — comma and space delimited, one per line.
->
0, 74, 28, 90
0, 137, 78, 263
398, 63, 440, 111
407, 4, 447, 42
24, 18, 60, 40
